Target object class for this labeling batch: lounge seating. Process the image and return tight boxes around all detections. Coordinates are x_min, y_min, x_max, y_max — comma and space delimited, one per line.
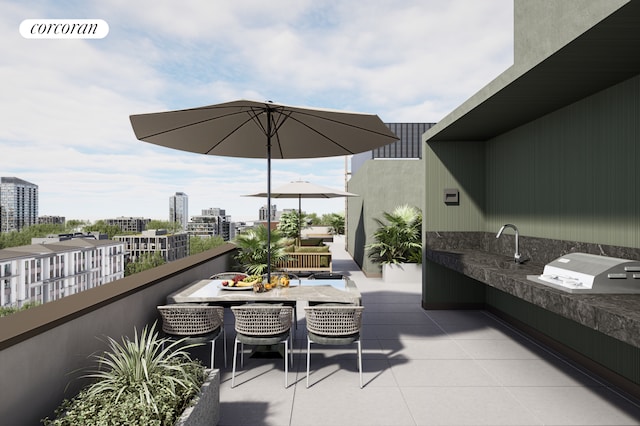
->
304, 305, 365, 388
274, 251, 332, 273
230, 304, 294, 388
157, 304, 226, 368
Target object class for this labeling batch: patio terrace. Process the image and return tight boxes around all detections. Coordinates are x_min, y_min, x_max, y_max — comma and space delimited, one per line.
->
2, 238, 640, 425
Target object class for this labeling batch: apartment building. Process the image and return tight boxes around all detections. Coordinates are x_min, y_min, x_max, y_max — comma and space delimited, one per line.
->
114, 229, 189, 263
105, 216, 151, 233
188, 208, 232, 240
0, 236, 125, 307
38, 215, 65, 226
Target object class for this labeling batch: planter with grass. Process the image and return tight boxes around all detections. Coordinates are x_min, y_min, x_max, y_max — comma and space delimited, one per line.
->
42, 323, 219, 426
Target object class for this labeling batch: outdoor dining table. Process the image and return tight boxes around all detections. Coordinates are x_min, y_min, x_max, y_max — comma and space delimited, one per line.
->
167, 278, 362, 305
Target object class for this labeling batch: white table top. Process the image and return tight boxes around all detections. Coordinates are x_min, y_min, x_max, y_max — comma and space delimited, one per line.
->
167, 278, 361, 305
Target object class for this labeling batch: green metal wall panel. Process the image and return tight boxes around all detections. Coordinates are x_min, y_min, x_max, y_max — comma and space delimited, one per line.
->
422, 259, 485, 308
424, 141, 486, 232
485, 75, 640, 248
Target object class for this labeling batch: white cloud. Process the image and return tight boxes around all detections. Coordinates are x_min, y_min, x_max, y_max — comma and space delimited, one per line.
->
1, 0, 513, 223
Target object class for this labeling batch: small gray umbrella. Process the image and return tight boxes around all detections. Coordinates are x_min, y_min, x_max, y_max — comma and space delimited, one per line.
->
245, 180, 358, 243
129, 99, 397, 280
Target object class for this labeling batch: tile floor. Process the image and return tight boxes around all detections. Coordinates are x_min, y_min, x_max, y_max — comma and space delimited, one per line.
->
211, 237, 640, 425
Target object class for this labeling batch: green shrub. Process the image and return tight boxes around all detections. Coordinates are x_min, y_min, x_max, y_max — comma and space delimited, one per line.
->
42, 323, 205, 426
367, 204, 423, 265
0, 301, 40, 317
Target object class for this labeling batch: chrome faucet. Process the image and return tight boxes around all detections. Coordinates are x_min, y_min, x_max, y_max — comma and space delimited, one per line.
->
496, 224, 522, 263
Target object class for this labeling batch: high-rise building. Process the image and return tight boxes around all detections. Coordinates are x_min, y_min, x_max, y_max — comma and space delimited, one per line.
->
0, 177, 38, 233
169, 192, 188, 231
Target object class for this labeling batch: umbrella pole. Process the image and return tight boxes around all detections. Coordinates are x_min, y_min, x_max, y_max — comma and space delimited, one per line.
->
266, 108, 272, 285
298, 195, 302, 246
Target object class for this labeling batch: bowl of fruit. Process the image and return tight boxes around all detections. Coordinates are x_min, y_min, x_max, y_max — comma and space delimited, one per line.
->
220, 274, 261, 290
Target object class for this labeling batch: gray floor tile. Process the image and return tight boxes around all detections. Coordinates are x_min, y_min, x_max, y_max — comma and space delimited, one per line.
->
290, 387, 416, 426
367, 323, 449, 340
455, 337, 548, 360
389, 359, 500, 387
476, 358, 603, 387
401, 386, 543, 425
508, 386, 640, 425
378, 338, 471, 359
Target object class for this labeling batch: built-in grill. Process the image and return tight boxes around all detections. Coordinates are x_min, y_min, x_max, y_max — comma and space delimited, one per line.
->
527, 252, 640, 294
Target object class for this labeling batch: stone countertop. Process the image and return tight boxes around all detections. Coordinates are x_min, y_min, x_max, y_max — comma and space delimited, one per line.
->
426, 247, 640, 349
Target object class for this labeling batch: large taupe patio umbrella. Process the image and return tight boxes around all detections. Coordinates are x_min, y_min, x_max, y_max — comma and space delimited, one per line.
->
129, 99, 397, 281
245, 180, 358, 244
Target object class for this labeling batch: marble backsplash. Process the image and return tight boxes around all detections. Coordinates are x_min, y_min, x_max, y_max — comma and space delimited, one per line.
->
426, 231, 640, 265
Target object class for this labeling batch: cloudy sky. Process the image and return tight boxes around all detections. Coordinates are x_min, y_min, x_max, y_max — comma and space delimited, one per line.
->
1, 1, 513, 223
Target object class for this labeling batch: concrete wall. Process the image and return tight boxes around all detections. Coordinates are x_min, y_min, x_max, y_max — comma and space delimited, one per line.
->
513, 0, 629, 71
0, 244, 237, 425
347, 158, 423, 276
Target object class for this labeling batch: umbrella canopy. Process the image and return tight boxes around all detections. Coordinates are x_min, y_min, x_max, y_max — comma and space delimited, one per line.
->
245, 180, 358, 242
246, 180, 358, 199
129, 99, 398, 279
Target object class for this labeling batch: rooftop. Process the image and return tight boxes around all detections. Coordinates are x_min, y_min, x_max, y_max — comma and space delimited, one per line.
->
213, 238, 640, 425
2, 238, 640, 424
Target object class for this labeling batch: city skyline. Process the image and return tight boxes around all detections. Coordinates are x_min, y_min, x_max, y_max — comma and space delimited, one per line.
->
1, 1, 514, 221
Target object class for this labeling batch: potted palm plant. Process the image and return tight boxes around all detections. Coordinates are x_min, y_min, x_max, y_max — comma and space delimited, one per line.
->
233, 224, 289, 275
42, 323, 219, 426
366, 204, 423, 283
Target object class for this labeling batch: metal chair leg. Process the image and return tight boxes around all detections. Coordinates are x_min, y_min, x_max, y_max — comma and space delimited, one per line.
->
284, 338, 289, 388
357, 340, 363, 388
306, 338, 311, 388
231, 337, 239, 388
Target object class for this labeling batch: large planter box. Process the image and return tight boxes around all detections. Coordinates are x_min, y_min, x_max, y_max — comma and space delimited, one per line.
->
175, 369, 220, 426
383, 263, 422, 283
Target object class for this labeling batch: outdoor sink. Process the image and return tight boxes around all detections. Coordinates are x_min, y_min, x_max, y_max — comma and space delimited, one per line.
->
493, 258, 533, 271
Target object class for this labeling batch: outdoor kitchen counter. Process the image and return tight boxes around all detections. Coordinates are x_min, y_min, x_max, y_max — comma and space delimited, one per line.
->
426, 248, 640, 349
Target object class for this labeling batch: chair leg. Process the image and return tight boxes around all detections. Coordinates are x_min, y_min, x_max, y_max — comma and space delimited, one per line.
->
222, 327, 227, 368
306, 338, 311, 388
231, 337, 239, 388
211, 340, 215, 369
284, 338, 289, 388
357, 340, 363, 389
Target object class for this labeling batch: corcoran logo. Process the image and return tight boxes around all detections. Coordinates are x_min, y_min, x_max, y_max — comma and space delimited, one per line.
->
20, 19, 109, 39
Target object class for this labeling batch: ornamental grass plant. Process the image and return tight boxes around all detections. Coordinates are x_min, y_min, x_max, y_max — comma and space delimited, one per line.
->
42, 323, 206, 426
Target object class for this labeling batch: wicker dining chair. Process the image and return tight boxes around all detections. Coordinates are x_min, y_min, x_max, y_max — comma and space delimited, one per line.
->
230, 304, 294, 388
157, 304, 226, 369
304, 305, 365, 388
261, 272, 300, 329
